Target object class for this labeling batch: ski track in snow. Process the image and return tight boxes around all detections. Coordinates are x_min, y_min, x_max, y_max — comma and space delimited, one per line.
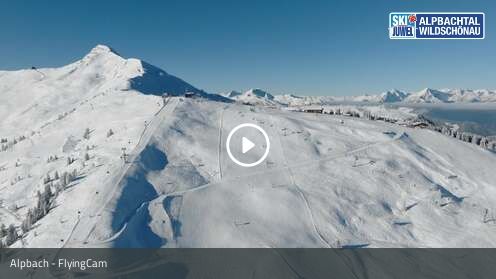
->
270, 114, 332, 248
114, 125, 399, 247
61, 97, 179, 247
217, 106, 226, 180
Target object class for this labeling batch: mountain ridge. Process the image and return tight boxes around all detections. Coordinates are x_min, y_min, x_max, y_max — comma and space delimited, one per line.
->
0, 44, 230, 102
2, 44, 494, 105
228, 87, 496, 106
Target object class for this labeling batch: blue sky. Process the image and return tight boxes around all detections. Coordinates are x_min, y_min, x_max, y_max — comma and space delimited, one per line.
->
0, 0, 493, 96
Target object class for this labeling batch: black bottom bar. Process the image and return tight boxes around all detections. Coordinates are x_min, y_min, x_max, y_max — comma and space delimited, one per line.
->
1, 248, 496, 278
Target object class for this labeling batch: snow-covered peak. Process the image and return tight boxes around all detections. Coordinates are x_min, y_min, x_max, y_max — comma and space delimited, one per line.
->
274, 94, 338, 106
226, 88, 278, 106
272, 88, 496, 107
76, 45, 229, 101
79, 44, 122, 64
86, 44, 119, 56
418, 88, 439, 96
0, 45, 232, 130
405, 88, 450, 103
380, 89, 409, 103
244, 88, 274, 100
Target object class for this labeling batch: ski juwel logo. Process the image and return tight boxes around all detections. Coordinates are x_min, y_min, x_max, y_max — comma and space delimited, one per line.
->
389, 12, 485, 40
389, 13, 416, 38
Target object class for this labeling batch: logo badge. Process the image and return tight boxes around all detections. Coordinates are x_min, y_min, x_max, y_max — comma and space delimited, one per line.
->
389, 12, 484, 39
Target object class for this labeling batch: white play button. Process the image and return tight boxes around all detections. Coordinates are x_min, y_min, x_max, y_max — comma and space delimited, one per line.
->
242, 137, 255, 154
226, 123, 271, 167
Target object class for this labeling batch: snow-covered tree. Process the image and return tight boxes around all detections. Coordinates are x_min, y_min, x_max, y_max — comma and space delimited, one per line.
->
107, 129, 114, 137
54, 182, 63, 196
0, 223, 7, 238
27, 209, 34, 227
480, 137, 489, 148
472, 135, 482, 145
5, 224, 18, 246
44, 173, 51, 184
35, 189, 50, 219
47, 155, 59, 163
71, 169, 78, 179
44, 183, 53, 198
21, 209, 34, 233
84, 153, 90, 161
61, 172, 68, 188
83, 128, 91, 140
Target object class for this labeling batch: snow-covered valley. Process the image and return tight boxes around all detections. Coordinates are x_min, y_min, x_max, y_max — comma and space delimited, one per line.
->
1, 45, 496, 248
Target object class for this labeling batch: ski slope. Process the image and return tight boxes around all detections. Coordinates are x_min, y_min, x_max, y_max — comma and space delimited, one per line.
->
92, 100, 496, 248
1, 45, 496, 248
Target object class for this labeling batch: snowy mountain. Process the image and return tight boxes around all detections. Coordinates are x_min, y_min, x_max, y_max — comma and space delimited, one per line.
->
0, 44, 224, 247
1, 45, 496, 249
402, 88, 496, 103
228, 88, 278, 106
404, 88, 451, 103
348, 89, 409, 103
229, 88, 496, 107
274, 94, 338, 106
443, 89, 496, 103
269, 88, 496, 106
379, 89, 410, 102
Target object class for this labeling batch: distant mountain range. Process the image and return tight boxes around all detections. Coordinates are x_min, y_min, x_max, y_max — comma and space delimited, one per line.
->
226, 88, 496, 106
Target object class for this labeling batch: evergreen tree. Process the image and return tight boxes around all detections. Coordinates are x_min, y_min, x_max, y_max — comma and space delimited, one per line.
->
21, 211, 32, 233
44, 183, 53, 198
36, 191, 49, 218
107, 129, 114, 137
61, 172, 69, 188
6, 224, 18, 245
83, 128, 91, 140
54, 182, 63, 195
27, 209, 34, 228
0, 223, 6, 238
35, 191, 42, 219
45, 173, 51, 184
